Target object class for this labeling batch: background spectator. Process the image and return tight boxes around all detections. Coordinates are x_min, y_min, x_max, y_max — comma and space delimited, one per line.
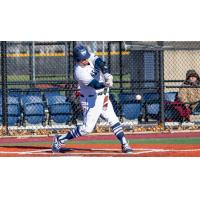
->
178, 69, 200, 111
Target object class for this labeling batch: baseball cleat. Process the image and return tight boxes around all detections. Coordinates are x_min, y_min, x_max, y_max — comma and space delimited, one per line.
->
122, 143, 133, 154
52, 135, 62, 153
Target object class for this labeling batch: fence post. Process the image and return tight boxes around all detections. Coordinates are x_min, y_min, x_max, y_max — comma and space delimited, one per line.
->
158, 41, 165, 128
29, 41, 36, 87
32, 41, 36, 83
64, 41, 68, 81
107, 42, 111, 73
102, 41, 105, 60
1, 41, 9, 135
29, 42, 33, 84
72, 41, 77, 76
65, 41, 69, 80
119, 41, 123, 93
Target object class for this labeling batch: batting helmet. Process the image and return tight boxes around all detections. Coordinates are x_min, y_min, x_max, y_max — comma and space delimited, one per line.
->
73, 45, 90, 62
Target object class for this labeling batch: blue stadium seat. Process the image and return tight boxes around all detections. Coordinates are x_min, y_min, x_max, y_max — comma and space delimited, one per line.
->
144, 92, 181, 122
192, 102, 200, 115
46, 95, 66, 106
43, 90, 61, 102
8, 96, 20, 105
0, 96, 21, 126
23, 104, 45, 125
43, 90, 61, 109
143, 92, 160, 121
44, 88, 60, 97
146, 103, 160, 120
21, 95, 43, 106
21, 95, 46, 126
143, 92, 160, 103
118, 93, 142, 121
109, 93, 119, 115
164, 92, 177, 102
8, 88, 22, 98
46, 95, 72, 124
24, 88, 42, 96
122, 103, 142, 120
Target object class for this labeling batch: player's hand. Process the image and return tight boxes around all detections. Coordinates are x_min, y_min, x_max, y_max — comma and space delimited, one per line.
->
105, 82, 113, 88
104, 74, 113, 87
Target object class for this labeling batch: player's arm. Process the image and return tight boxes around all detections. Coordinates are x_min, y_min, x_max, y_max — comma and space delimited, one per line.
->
90, 54, 109, 74
75, 69, 107, 89
94, 56, 109, 74
88, 79, 106, 89
91, 54, 113, 87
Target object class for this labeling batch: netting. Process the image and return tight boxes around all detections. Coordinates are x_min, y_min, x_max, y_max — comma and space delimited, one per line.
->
1, 41, 200, 136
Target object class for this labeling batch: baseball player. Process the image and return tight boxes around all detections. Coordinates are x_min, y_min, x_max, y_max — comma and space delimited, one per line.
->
52, 45, 133, 153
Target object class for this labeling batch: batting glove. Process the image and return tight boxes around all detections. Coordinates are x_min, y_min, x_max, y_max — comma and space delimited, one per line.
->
104, 73, 113, 87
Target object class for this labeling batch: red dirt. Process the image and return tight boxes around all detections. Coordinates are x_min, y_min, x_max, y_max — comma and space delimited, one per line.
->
1, 131, 200, 144
0, 143, 200, 157
1, 132, 200, 157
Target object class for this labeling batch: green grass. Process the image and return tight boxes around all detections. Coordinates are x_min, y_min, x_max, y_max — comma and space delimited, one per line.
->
113, 73, 131, 89
111, 73, 132, 98
6, 74, 69, 82
7, 75, 29, 82
68, 137, 200, 145
3, 74, 74, 89
1, 71, 132, 94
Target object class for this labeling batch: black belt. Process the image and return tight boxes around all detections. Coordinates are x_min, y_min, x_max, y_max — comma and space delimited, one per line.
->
80, 92, 103, 97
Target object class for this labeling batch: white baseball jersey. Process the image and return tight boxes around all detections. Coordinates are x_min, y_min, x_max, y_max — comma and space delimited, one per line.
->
55, 47, 129, 151
73, 53, 119, 134
74, 54, 105, 96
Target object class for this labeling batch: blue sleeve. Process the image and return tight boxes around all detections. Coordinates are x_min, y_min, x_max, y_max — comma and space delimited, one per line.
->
95, 57, 109, 74
88, 79, 106, 89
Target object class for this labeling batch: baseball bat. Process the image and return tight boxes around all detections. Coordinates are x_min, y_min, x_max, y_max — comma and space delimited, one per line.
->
103, 87, 110, 110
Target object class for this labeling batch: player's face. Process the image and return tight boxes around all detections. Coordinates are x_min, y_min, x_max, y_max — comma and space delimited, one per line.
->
79, 59, 89, 66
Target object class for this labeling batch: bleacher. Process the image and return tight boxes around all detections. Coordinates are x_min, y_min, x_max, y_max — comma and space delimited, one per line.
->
2, 89, 200, 128
0, 88, 73, 128
116, 91, 200, 125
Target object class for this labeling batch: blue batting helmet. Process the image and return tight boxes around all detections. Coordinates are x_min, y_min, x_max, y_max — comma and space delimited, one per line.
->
73, 45, 90, 62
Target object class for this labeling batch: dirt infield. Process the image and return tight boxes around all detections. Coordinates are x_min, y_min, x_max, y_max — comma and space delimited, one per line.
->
0, 132, 200, 157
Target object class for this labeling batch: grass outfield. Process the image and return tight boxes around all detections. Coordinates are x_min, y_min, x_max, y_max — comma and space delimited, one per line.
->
69, 137, 200, 145
1, 137, 200, 147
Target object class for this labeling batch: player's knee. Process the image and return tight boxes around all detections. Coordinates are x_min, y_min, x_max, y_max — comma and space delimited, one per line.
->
84, 127, 93, 134
109, 119, 120, 127
79, 126, 93, 136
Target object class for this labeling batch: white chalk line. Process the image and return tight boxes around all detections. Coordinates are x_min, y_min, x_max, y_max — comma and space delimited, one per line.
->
0, 148, 52, 155
1, 147, 200, 155
0, 148, 159, 155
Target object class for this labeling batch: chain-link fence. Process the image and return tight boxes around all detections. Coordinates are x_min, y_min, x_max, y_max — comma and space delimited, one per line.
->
164, 42, 200, 128
1, 41, 200, 136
